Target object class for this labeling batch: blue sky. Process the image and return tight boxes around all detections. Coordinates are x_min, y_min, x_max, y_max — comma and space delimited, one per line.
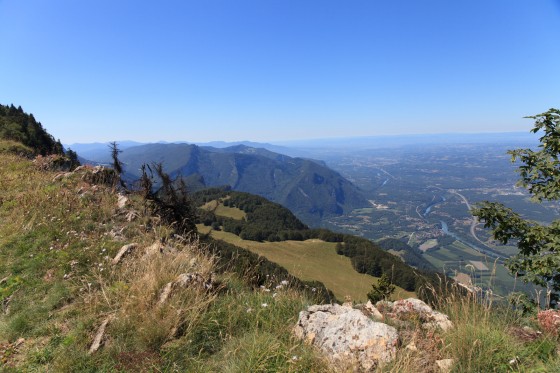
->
1, 0, 559, 144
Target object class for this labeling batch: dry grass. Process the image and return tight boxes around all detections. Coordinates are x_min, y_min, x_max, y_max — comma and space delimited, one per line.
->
0, 153, 329, 371
68, 242, 218, 370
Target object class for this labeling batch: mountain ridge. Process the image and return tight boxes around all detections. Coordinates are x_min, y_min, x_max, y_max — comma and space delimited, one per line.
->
84, 142, 368, 225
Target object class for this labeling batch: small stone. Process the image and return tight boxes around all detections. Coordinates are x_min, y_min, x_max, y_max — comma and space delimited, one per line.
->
144, 241, 164, 256
125, 210, 139, 221
436, 359, 455, 373
342, 295, 353, 308
117, 194, 128, 209
52, 172, 73, 182
158, 282, 174, 306
112, 243, 138, 265
405, 341, 418, 352
89, 317, 111, 354
363, 300, 384, 321
157, 273, 214, 306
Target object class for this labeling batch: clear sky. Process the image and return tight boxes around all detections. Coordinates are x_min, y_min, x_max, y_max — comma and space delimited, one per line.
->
1, 0, 559, 144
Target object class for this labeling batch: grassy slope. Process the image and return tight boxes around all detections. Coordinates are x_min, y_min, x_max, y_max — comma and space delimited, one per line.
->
201, 199, 247, 220
200, 225, 414, 302
0, 153, 330, 372
201, 197, 414, 302
2, 151, 560, 372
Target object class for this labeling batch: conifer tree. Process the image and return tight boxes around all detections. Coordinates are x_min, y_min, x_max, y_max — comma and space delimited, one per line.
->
367, 273, 395, 303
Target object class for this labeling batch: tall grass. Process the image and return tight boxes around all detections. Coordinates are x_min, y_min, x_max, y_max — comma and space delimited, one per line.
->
0, 153, 329, 371
381, 278, 560, 372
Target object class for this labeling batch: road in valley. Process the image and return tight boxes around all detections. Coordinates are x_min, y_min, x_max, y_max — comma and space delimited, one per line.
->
448, 190, 486, 246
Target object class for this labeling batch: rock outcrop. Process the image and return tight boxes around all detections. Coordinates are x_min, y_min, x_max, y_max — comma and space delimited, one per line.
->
537, 309, 560, 335
376, 298, 453, 331
294, 299, 456, 371
294, 304, 398, 371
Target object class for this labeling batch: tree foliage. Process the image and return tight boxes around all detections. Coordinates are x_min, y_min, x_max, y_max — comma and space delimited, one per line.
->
0, 103, 64, 156
367, 273, 396, 303
472, 108, 560, 305
139, 162, 197, 235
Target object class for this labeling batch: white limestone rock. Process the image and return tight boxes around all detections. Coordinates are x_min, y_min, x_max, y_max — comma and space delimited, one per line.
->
294, 304, 398, 371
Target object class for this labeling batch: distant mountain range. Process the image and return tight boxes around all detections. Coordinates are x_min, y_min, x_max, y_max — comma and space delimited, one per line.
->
68, 132, 539, 164
67, 140, 310, 160
80, 142, 368, 225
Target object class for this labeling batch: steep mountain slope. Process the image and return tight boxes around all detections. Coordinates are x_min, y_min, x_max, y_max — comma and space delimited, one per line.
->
86, 143, 368, 225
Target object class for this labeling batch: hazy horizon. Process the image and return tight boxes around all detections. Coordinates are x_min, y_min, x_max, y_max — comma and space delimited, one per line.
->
2, 1, 559, 144
66, 130, 540, 152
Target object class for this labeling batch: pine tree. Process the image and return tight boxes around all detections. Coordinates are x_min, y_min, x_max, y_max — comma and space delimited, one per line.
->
367, 273, 395, 303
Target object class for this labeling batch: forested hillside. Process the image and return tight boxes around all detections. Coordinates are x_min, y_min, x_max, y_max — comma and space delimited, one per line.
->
193, 188, 440, 293
82, 142, 369, 225
0, 104, 64, 156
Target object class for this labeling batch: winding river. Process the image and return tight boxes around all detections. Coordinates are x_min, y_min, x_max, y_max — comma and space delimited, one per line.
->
423, 196, 446, 217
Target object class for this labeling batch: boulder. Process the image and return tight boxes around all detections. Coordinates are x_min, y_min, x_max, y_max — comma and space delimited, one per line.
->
294, 304, 398, 371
